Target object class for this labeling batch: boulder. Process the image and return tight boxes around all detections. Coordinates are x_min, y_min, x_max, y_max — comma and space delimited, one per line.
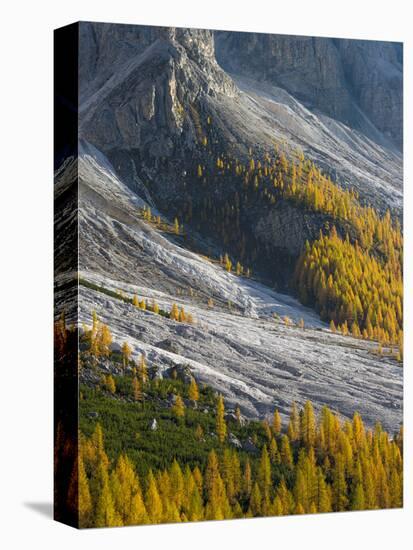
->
156, 338, 181, 354
165, 363, 193, 384
228, 433, 242, 449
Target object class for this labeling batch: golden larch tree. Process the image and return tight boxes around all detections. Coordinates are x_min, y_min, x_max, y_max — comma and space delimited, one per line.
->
188, 377, 199, 402
172, 395, 185, 419
216, 395, 227, 443
121, 341, 132, 371
273, 408, 282, 434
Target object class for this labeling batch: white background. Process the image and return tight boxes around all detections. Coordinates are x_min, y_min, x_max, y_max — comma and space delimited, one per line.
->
0, 0, 411, 547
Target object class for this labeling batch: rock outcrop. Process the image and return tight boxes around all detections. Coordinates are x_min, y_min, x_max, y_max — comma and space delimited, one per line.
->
80, 24, 237, 156
215, 32, 403, 150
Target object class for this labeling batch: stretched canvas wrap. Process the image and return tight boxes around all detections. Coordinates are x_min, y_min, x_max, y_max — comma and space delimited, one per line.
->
54, 22, 403, 528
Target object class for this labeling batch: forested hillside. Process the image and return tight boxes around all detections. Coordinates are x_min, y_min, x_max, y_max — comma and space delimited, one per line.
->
157, 126, 403, 351
54, 320, 403, 527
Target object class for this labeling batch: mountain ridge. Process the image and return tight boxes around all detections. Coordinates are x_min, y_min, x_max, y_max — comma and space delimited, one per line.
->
78, 23, 402, 215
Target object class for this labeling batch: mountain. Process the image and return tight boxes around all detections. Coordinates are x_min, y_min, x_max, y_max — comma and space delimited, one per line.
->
76, 23, 402, 288
78, 23, 402, 210
72, 142, 400, 431
54, 22, 403, 431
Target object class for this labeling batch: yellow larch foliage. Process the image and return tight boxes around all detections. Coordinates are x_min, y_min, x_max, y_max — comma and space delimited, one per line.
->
188, 377, 199, 402
170, 303, 179, 321
101, 374, 116, 394
110, 454, 144, 525
178, 307, 186, 322
235, 405, 241, 424
78, 454, 92, 528
89, 313, 112, 357
280, 435, 293, 468
94, 458, 121, 527
132, 377, 142, 401
78, 384, 402, 526
138, 354, 148, 383
145, 470, 163, 524
172, 395, 185, 418
287, 401, 300, 441
301, 400, 316, 448
269, 437, 280, 464
216, 395, 227, 443
248, 482, 262, 516
258, 445, 272, 503
273, 408, 282, 435
121, 341, 132, 370
294, 227, 402, 345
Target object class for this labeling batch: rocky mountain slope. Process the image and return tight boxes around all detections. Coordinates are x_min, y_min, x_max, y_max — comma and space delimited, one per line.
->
55, 144, 402, 432
54, 24, 403, 433
215, 32, 403, 150
73, 23, 404, 297
78, 22, 402, 212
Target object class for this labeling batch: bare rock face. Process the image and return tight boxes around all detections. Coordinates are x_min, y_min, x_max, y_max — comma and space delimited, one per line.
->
216, 34, 347, 117
245, 201, 338, 288
79, 23, 237, 157
78, 23, 173, 103
215, 32, 403, 150
79, 23, 402, 154
252, 202, 328, 258
335, 39, 403, 148
77, 23, 402, 212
